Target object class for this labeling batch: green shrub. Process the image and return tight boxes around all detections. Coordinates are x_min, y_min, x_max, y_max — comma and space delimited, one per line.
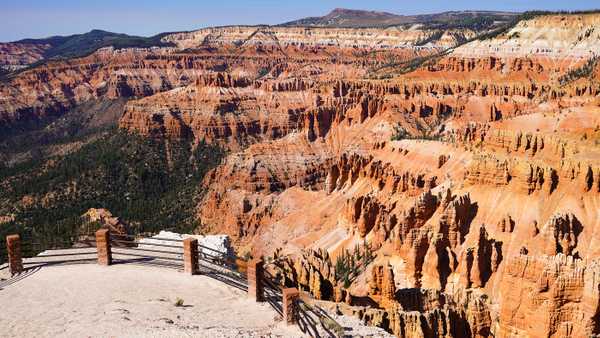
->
559, 56, 599, 86
322, 316, 345, 338
391, 124, 444, 141
334, 240, 375, 287
391, 125, 409, 141
414, 31, 444, 47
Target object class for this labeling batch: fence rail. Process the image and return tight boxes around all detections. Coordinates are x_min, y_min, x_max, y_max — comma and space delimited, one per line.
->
108, 233, 247, 276
109, 234, 184, 267
111, 250, 183, 262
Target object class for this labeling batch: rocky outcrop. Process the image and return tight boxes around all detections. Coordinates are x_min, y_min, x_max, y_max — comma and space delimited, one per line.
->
538, 213, 583, 256
346, 195, 384, 237
496, 214, 515, 233
369, 264, 396, 307
437, 193, 477, 248
465, 153, 600, 196
327, 153, 434, 197
0, 42, 49, 67
119, 85, 307, 145
275, 249, 335, 300
453, 14, 600, 59
458, 226, 502, 288
365, 265, 492, 337
498, 254, 600, 337
465, 155, 512, 187
81, 208, 129, 235
162, 25, 473, 50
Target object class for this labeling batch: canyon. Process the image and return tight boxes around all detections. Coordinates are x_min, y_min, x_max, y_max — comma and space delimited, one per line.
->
1, 9, 600, 338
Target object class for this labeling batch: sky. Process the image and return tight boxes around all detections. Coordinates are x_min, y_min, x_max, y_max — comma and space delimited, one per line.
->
1, 0, 598, 42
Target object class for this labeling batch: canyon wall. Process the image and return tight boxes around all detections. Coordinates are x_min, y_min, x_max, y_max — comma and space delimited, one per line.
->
162, 25, 475, 49
190, 14, 600, 337
2, 12, 600, 338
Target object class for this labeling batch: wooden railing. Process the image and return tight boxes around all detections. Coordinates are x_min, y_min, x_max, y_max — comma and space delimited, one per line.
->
4, 232, 343, 337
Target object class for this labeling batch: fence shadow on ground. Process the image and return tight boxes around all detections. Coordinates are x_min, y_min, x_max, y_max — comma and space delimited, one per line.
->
264, 285, 283, 316
261, 279, 342, 338
112, 257, 183, 270
298, 304, 325, 338
0, 265, 42, 290
3, 234, 350, 338
202, 269, 248, 293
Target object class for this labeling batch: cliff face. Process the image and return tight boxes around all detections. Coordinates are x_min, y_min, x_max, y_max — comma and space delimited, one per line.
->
163, 25, 475, 50
498, 254, 600, 337
0, 42, 49, 68
3, 12, 600, 338
453, 14, 600, 59
0, 37, 434, 129
119, 85, 309, 145
187, 14, 600, 338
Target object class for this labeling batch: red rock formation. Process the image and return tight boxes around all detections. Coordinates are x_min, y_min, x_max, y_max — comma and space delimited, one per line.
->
81, 208, 129, 235
538, 213, 583, 256
366, 270, 492, 337
0, 42, 49, 67
498, 254, 600, 337
458, 226, 502, 288
437, 193, 477, 248
185, 16, 600, 335
381, 265, 396, 304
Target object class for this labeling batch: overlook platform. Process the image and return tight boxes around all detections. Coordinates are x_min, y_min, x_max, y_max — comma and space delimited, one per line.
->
0, 263, 302, 337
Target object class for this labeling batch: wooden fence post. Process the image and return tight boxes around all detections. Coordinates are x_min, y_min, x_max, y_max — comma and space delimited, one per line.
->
283, 288, 300, 325
183, 238, 199, 275
6, 234, 23, 275
247, 259, 264, 302
95, 229, 112, 266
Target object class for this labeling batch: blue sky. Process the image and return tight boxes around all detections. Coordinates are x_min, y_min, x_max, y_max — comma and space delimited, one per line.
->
1, 0, 598, 42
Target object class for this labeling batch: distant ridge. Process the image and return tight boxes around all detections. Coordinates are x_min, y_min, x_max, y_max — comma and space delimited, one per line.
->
281, 8, 519, 28
15, 29, 174, 60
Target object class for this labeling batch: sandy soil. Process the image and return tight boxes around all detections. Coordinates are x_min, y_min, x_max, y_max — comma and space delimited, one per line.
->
0, 264, 305, 338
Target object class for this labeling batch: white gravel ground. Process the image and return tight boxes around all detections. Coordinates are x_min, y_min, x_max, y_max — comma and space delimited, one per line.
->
0, 247, 394, 338
0, 263, 304, 338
